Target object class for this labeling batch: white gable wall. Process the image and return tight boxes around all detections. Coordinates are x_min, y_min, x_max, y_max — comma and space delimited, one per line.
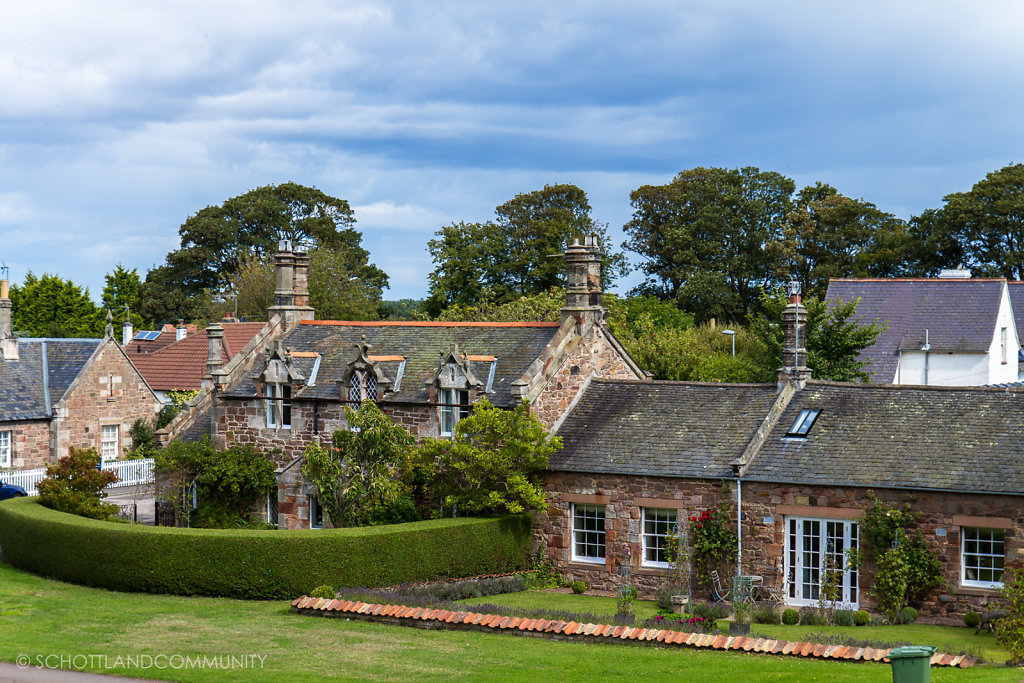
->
987, 282, 1021, 384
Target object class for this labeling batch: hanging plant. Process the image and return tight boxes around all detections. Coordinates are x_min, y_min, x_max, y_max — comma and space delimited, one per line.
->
689, 504, 737, 584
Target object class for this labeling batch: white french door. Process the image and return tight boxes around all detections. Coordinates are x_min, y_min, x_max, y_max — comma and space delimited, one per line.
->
785, 517, 859, 608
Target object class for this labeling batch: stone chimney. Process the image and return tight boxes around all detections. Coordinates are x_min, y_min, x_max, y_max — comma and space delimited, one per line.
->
0, 274, 17, 361
267, 239, 315, 326
176, 319, 187, 341
778, 280, 812, 389
122, 318, 133, 346
561, 235, 604, 328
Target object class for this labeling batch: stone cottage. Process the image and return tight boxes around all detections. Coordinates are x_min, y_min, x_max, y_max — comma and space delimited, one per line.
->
181, 236, 646, 529
539, 289, 1024, 624
0, 277, 162, 469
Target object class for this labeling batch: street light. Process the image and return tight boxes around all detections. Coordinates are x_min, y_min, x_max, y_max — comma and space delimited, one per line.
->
721, 329, 736, 357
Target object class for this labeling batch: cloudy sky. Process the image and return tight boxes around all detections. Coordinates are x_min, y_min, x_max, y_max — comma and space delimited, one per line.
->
2, 1, 1023, 302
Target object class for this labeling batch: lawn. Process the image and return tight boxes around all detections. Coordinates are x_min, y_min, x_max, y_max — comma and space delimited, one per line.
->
0, 563, 1015, 682
462, 591, 1012, 664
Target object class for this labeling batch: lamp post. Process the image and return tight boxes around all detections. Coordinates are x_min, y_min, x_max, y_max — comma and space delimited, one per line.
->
722, 329, 736, 357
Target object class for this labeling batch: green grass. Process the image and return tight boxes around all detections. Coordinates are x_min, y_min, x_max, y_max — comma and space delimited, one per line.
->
0, 564, 1014, 681
461, 591, 1011, 663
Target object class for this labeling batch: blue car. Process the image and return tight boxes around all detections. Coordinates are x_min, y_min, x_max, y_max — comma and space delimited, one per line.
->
0, 482, 27, 501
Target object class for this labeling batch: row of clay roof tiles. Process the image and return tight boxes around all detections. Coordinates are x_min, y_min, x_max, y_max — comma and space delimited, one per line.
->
290, 597, 975, 668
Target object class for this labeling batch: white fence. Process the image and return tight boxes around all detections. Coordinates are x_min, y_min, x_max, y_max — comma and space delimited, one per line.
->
0, 458, 155, 496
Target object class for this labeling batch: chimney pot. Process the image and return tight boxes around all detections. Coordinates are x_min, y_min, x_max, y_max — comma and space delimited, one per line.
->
176, 319, 187, 341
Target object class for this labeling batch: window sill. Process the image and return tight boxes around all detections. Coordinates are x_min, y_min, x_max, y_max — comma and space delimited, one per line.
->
958, 584, 1003, 595
635, 566, 671, 576
569, 558, 606, 567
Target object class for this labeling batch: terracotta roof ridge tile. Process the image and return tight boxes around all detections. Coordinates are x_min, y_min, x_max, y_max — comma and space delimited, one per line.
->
302, 320, 561, 328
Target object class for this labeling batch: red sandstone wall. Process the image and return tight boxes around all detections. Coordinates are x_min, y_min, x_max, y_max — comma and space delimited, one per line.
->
0, 419, 51, 470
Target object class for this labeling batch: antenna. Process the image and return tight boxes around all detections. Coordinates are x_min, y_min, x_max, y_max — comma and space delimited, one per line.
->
0, 261, 8, 281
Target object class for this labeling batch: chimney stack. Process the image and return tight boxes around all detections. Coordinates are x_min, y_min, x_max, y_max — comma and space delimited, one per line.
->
176, 319, 187, 341
122, 318, 133, 346
267, 239, 315, 326
0, 273, 17, 361
206, 323, 224, 376
778, 280, 811, 389
293, 246, 310, 308
561, 235, 604, 328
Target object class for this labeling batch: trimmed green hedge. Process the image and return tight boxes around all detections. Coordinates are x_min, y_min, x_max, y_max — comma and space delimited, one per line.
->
0, 497, 531, 599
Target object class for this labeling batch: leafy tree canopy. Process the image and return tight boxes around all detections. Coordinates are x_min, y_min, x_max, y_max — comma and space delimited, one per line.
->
10, 272, 103, 338
414, 398, 561, 515
426, 184, 627, 313
102, 264, 149, 332
624, 166, 795, 323
142, 182, 385, 324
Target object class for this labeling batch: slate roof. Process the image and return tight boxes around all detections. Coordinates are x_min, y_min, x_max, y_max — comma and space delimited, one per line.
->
549, 379, 779, 479
1008, 282, 1024, 375
745, 380, 1024, 495
131, 322, 265, 391
825, 278, 1006, 382
223, 320, 562, 408
0, 339, 100, 421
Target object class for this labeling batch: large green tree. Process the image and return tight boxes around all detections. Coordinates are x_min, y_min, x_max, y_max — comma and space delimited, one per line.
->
769, 183, 915, 298
426, 184, 626, 312
910, 163, 1024, 279
142, 182, 386, 324
624, 167, 795, 323
102, 265, 149, 332
10, 272, 102, 338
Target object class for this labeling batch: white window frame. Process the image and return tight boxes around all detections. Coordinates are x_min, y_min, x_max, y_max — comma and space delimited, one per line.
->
439, 388, 469, 437
571, 503, 606, 564
641, 507, 676, 568
784, 516, 859, 608
309, 496, 323, 529
100, 424, 119, 462
1002, 327, 1009, 364
961, 527, 1005, 589
265, 382, 291, 429
0, 430, 10, 468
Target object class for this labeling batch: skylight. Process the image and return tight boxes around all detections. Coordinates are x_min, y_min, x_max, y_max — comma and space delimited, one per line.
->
787, 409, 820, 437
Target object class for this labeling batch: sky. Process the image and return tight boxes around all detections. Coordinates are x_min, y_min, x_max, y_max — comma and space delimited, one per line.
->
2, 1, 1024, 303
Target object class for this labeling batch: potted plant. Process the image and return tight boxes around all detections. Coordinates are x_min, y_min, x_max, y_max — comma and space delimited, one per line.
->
729, 591, 751, 636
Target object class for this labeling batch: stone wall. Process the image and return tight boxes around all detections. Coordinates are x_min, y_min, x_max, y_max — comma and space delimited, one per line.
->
532, 325, 641, 429
55, 342, 161, 459
0, 419, 50, 470
539, 471, 1021, 624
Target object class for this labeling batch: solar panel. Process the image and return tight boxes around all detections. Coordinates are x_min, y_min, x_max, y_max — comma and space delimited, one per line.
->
133, 330, 161, 341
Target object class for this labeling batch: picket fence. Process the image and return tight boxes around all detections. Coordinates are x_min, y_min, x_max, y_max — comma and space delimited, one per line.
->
0, 458, 154, 496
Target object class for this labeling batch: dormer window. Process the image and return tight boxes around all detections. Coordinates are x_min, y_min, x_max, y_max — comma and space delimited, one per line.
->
266, 382, 291, 429
347, 370, 378, 403
439, 389, 470, 436
787, 409, 819, 437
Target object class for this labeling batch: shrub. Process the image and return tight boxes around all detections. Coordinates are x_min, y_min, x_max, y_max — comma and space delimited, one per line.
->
833, 609, 855, 627
572, 581, 587, 594
0, 498, 532, 599
782, 608, 799, 625
752, 605, 781, 625
36, 448, 119, 520
897, 606, 918, 624
694, 602, 730, 620
656, 591, 675, 612
854, 609, 871, 626
310, 585, 335, 599
799, 607, 828, 626
998, 562, 1024, 662
964, 611, 981, 628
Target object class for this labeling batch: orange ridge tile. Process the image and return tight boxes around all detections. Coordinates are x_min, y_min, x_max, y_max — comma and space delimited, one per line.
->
959, 656, 977, 668
798, 642, 816, 657
628, 628, 643, 640
938, 654, 953, 667
291, 597, 304, 608
812, 644, 827, 657
731, 637, 746, 651
712, 635, 728, 649
743, 638, 757, 652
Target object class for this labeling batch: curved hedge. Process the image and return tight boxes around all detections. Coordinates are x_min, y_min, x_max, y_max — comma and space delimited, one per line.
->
0, 497, 531, 599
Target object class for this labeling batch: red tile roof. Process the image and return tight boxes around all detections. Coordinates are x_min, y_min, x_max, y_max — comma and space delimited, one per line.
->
302, 320, 561, 328
131, 322, 265, 391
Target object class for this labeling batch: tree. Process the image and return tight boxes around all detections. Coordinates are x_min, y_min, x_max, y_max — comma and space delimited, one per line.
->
102, 265, 149, 331
748, 288, 885, 383
36, 447, 119, 520
141, 182, 387, 323
624, 167, 795, 323
301, 402, 417, 527
427, 184, 626, 311
10, 272, 103, 338
414, 398, 561, 515
910, 163, 1024, 279
769, 183, 914, 298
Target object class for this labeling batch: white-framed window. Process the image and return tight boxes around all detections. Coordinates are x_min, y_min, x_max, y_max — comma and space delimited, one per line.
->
962, 527, 1005, 588
309, 496, 323, 529
0, 430, 10, 468
642, 507, 676, 568
571, 503, 606, 563
785, 517, 859, 607
100, 425, 119, 462
439, 389, 470, 437
1002, 327, 1009, 364
265, 382, 291, 428
787, 409, 820, 437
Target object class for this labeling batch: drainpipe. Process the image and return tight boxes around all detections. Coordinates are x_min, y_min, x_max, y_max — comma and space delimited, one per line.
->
736, 478, 743, 578
922, 329, 931, 385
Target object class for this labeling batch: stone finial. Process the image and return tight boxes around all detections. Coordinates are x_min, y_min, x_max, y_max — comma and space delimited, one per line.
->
104, 310, 114, 339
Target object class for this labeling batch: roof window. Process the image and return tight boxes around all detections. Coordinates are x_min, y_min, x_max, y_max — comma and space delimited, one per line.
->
787, 409, 820, 437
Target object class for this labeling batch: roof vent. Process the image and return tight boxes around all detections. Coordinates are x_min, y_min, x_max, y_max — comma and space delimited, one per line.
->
937, 268, 971, 279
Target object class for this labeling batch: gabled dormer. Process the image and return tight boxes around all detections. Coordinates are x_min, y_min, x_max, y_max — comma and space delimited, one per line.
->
339, 338, 392, 404
260, 341, 306, 429
426, 344, 487, 436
